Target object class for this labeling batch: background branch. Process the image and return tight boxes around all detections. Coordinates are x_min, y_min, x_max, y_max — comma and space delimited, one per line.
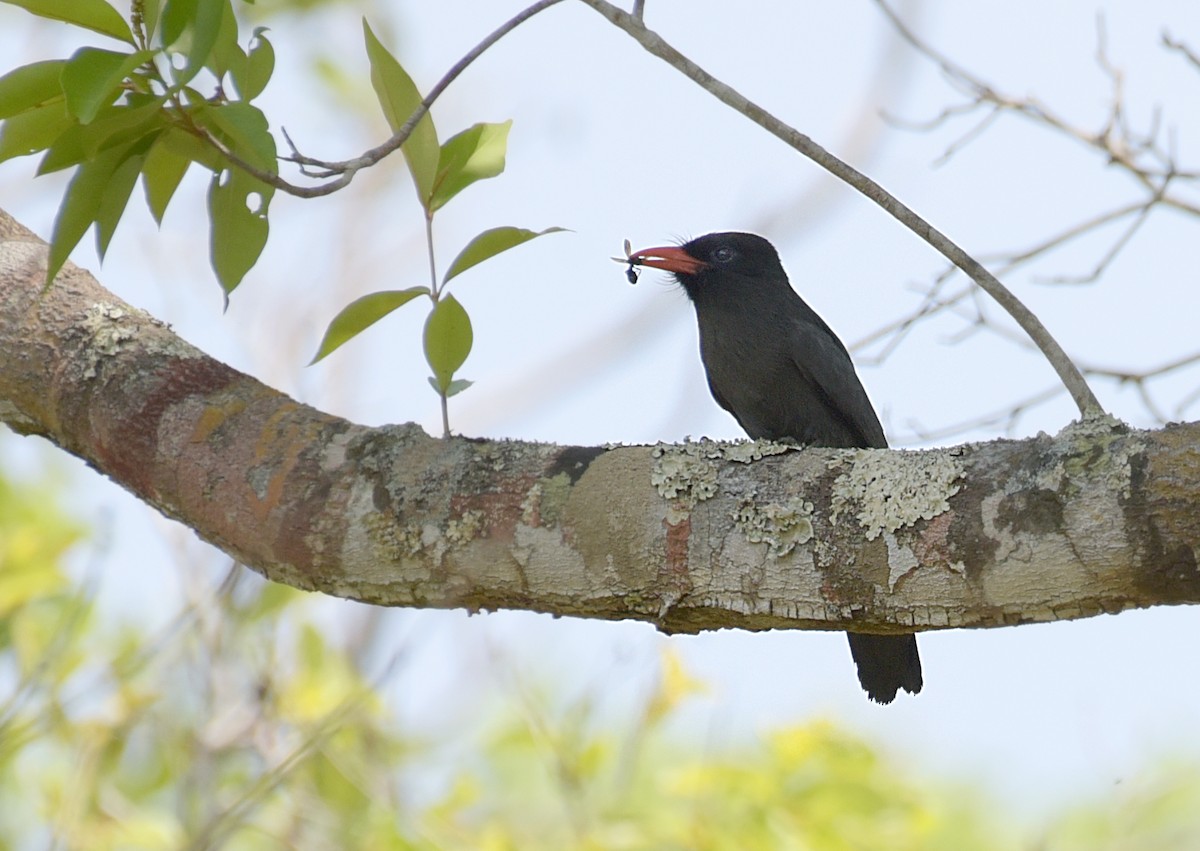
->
576, 0, 1104, 421
859, 0, 1200, 437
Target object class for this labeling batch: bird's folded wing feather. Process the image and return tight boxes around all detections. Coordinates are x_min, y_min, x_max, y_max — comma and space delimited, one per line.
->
787, 318, 888, 449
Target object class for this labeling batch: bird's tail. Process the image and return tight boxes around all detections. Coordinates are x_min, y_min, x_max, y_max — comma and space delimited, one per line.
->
846, 633, 923, 704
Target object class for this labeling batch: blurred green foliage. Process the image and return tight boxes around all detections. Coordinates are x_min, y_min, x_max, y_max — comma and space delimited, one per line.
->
2, 464, 1200, 850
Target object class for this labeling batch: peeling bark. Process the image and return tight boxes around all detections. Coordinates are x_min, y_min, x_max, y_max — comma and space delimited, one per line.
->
3, 207, 1200, 636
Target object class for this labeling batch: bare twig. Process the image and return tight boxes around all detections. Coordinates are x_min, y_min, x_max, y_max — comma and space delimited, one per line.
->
1036, 192, 1158, 285
875, 0, 1200, 188
901, 385, 1066, 443
879, 0, 1200, 194
576, 0, 1104, 419
204, 0, 566, 197
930, 105, 1003, 167
1163, 31, 1200, 73
1174, 383, 1200, 420
857, 0, 1200, 433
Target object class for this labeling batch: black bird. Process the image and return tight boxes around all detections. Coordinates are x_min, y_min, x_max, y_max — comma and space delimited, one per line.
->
628, 231, 922, 704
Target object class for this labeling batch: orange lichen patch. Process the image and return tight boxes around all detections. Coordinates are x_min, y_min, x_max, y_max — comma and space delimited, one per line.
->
191, 398, 247, 443
248, 406, 324, 521
252, 400, 305, 464
97, 355, 240, 499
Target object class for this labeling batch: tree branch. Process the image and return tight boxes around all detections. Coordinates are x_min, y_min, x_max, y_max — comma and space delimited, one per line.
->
3, 208, 1199, 637
209, 0, 567, 197
574, 0, 1103, 421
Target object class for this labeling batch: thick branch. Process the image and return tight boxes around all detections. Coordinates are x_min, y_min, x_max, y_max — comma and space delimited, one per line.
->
2, 209, 1198, 636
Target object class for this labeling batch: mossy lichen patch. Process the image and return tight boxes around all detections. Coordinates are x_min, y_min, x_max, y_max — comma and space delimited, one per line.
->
445, 509, 486, 545
520, 482, 543, 526
81, 303, 135, 376
651, 438, 796, 506
733, 496, 815, 557
830, 450, 963, 540
718, 438, 797, 464
651, 439, 721, 506
1057, 415, 1140, 499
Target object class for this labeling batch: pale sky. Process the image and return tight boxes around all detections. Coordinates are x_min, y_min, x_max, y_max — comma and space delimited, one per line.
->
2, 0, 1199, 821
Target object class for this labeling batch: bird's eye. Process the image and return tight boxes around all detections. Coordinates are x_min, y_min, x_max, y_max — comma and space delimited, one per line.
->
712, 246, 736, 263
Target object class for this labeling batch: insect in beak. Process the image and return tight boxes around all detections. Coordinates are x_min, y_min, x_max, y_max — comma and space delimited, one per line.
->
611, 238, 640, 284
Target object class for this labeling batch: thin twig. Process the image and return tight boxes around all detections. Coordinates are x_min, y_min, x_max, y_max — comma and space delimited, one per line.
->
901, 385, 1066, 443
205, 0, 566, 197
576, 0, 1104, 419
988, 201, 1150, 269
931, 105, 1003, 167
874, 0, 1189, 188
1036, 194, 1158, 285
1163, 31, 1200, 74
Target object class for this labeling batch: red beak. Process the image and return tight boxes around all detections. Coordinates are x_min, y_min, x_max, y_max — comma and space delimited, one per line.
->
628, 245, 708, 276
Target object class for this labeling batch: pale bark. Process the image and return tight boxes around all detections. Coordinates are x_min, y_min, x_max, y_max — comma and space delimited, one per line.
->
3, 207, 1199, 636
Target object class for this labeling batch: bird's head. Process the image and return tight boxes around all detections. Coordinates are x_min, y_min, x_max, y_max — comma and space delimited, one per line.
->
626, 232, 787, 300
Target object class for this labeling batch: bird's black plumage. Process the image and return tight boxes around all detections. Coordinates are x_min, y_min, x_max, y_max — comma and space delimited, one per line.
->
631, 231, 922, 704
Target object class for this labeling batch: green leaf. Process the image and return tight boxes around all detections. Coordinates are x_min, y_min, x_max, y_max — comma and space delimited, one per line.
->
423, 294, 472, 392
141, 129, 194, 223
95, 145, 149, 258
140, 0, 164, 44
206, 0, 242, 80
309, 287, 429, 364
185, 0, 226, 81
208, 165, 274, 295
233, 28, 273, 100
3, 0, 134, 45
0, 60, 66, 121
46, 141, 141, 285
158, 0, 226, 82
443, 226, 568, 285
425, 376, 473, 397
362, 19, 438, 206
155, 118, 223, 171
429, 120, 511, 213
195, 101, 275, 171
0, 98, 70, 163
38, 95, 166, 173
61, 48, 154, 124
159, 0, 196, 47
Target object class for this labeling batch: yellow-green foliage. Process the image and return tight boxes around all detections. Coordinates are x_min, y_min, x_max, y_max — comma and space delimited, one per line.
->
0, 467, 1198, 850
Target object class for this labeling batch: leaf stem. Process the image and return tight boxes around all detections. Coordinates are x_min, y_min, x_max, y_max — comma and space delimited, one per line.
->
425, 213, 439, 297
424, 213, 451, 438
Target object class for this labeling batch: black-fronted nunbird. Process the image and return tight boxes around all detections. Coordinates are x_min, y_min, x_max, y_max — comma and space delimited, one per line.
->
628, 231, 922, 704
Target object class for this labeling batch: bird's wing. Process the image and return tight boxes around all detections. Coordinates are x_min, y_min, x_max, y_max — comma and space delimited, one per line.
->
700, 374, 758, 434
787, 313, 888, 449
705, 375, 736, 418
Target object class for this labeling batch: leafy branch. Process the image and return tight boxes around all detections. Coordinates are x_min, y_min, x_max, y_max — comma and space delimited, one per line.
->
1, 0, 279, 294
0, 0, 564, 432
308, 22, 564, 437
